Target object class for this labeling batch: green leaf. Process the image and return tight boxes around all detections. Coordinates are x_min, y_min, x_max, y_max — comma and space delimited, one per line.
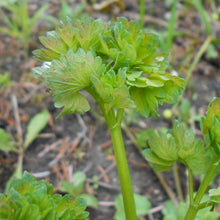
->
55, 92, 90, 119
0, 128, 18, 152
171, 121, 210, 174
201, 98, 220, 153
147, 129, 178, 161
163, 199, 218, 220
143, 149, 174, 172
24, 109, 49, 148
130, 86, 165, 118
33, 48, 60, 61
40, 31, 68, 54
209, 187, 220, 203
143, 121, 210, 174
114, 193, 151, 220
79, 194, 98, 209
0, 128, 17, 152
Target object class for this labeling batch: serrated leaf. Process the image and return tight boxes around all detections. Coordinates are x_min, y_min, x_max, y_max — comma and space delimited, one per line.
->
55, 92, 90, 119
79, 194, 98, 209
33, 48, 60, 61
201, 98, 220, 153
143, 149, 173, 172
114, 193, 151, 220
40, 31, 68, 54
24, 109, 49, 148
130, 86, 165, 118
0, 128, 17, 152
147, 129, 178, 161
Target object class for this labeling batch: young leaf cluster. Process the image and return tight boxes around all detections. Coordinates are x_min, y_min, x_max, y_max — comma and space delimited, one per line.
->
33, 16, 185, 118
143, 120, 210, 175
143, 97, 220, 217
0, 172, 89, 220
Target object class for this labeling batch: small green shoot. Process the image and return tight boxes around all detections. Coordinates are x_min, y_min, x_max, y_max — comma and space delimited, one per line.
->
60, 171, 98, 209
58, 1, 86, 21
114, 193, 151, 220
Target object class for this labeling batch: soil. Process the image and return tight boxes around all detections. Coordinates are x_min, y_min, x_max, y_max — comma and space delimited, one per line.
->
0, 0, 220, 219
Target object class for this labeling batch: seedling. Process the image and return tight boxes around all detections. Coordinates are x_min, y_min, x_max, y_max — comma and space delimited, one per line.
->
60, 171, 98, 209
58, 1, 86, 22
0, 109, 49, 189
0, 0, 56, 56
0, 171, 89, 220
33, 16, 184, 219
143, 98, 220, 219
114, 193, 151, 220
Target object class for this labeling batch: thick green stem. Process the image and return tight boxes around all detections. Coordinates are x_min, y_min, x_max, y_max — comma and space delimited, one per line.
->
109, 121, 137, 220
184, 159, 217, 220
87, 88, 137, 219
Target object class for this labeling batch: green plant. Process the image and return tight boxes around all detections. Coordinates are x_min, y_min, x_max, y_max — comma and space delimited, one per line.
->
114, 193, 151, 220
0, 171, 89, 219
32, 16, 184, 220
60, 171, 98, 209
0, 109, 49, 188
142, 98, 220, 219
0, 0, 56, 55
162, 197, 218, 220
58, 1, 86, 21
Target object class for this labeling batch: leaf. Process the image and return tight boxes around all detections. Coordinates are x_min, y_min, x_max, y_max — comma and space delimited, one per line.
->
201, 98, 220, 152
33, 48, 60, 61
130, 86, 165, 118
40, 31, 68, 54
171, 121, 210, 174
24, 109, 49, 149
79, 194, 98, 209
143, 149, 174, 172
209, 187, 220, 203
143, 121, 210, 174
114, 193, 151, 220
147, 129, 178, 161
55, 92, 90, 119
0, 128, 17, 152
162, 199, 218, 220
